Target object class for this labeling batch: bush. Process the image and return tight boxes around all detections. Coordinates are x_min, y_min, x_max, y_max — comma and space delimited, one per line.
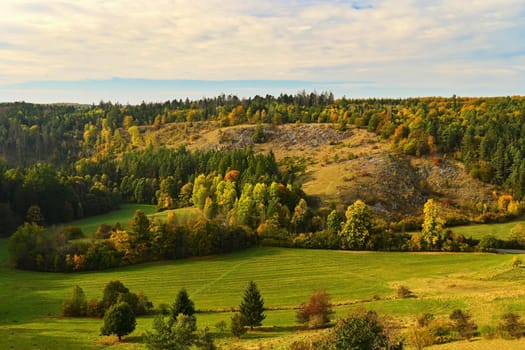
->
449, 309, 477, 340
396, 285, 415, 299
327, 309, 387, 350
499, 312, 525, 339
296, 291, 334, 329
230, 313, 246, 338
215, 320, 227, 333
87, 298, 105, 318
62, 285, 87, 317
144, 314, 196, 350
157, 303, 170, 315
60, 226, 84, 240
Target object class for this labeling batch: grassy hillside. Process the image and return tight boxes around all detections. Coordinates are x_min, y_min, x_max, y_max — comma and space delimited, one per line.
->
2, 237, 525, 349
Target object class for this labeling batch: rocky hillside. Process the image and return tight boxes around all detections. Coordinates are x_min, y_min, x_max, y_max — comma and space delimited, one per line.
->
154, 122, 497, 219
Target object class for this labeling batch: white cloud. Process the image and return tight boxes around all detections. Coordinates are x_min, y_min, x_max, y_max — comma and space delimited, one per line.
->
0, 0, 524, 98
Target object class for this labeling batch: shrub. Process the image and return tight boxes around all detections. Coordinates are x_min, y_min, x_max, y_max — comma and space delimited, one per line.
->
215, 320, 227, 333
416, 313, 434, 328
396, 285, 415, 299
449, 309, 477, 340
62, 285, 87, 317
327, 309, 387, 350
296, 290, 334, 329
144, 314, 196, 350
499, 312, 525, 339
87, 298, 105, 318
230, 313, 246, 338
157, 303, 170, 315
95, 224, 112, 239
60, 226, 84, 240
406, 326, 434, 350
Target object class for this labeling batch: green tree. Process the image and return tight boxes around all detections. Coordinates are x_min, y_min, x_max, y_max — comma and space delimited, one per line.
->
326, 209, 343, 235
340, 200, 373, 249
8, 222, 47, 269
230, 313, 246, 338
421, 199, 444, 250
62, 285, 88, 317
101, 301, 136, 341
449, 309, 476, 340
130, 209, 151, 240
239, 280, 265, 330
144, 314, 196, 350
252, 124, 265, 143
191, 174, 210, 209
102, 280, 129, 310
291, 198, 309, 233
296, 290, 334, 329
171, 288, 195, 319
326, 309, 387, 350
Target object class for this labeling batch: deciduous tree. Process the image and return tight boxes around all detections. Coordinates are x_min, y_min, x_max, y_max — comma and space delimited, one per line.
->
101, 301, 136, 341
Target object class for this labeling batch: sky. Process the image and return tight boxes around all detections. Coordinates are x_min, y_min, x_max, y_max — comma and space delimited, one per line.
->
0, 0, 524, 104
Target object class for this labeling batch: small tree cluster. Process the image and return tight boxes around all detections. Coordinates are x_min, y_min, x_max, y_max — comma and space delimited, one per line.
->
144, 288, 216, 350
62, 281, 152, 320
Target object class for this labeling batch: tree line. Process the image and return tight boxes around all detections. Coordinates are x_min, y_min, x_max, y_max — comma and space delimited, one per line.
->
2, 95, 525, 196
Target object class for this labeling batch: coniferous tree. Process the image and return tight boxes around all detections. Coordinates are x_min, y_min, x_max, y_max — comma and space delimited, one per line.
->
239, 281, 265, 330
171, 288, 195, 319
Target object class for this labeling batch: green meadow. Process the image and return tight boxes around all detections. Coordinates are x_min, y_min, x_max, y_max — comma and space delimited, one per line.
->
2, 237, 525, 349
3, 206, 525, 349
452, 217, 525, 240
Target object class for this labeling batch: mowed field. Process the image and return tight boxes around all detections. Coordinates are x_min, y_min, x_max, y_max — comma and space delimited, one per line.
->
2, 243, 525, 349
3, 206, 525, 349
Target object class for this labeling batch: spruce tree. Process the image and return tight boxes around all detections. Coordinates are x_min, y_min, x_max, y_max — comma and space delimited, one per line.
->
239, 281, 265, 330
171, 288, 195, 320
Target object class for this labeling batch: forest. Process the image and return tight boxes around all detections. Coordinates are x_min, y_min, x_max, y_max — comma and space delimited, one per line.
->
2, 94, 525, 271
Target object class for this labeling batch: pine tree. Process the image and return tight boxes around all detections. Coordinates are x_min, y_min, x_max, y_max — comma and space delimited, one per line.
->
239, 281, 265, 330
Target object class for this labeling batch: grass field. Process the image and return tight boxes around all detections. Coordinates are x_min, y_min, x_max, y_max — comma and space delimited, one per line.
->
54, 204, 202, 237
2, 233, 525, 349
451, 217, 525, 240
4, 206, 525, 349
